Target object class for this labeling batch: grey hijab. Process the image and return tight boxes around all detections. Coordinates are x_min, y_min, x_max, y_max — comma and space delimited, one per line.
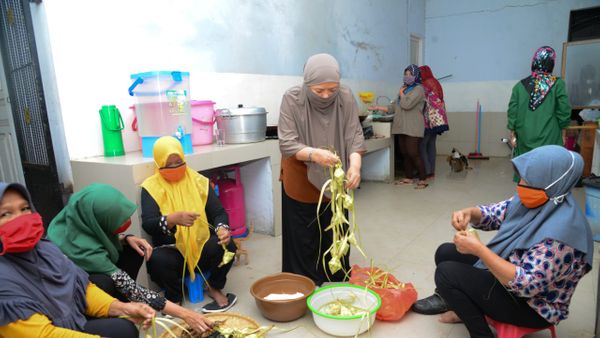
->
0, 182, 89, 330
475, 145, 594, 269
278, 53, 366, 190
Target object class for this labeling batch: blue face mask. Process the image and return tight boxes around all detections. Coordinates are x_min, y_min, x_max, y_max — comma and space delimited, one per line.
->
403, 75, 415, 86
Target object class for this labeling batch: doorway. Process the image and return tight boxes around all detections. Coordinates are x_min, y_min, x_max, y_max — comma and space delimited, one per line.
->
0, 0, 64, 225
410, 34, 423, 66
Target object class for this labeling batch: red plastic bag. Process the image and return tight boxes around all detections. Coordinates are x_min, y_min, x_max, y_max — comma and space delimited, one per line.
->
349, 265, 418, 321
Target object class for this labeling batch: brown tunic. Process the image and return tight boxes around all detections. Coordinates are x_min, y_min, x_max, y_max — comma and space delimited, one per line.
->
391, 85, 426, 137
278, 85, 366, 202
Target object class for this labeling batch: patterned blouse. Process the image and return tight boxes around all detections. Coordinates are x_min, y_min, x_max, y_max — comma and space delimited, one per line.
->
110, 270, 166, 311
475, 199, 590, 324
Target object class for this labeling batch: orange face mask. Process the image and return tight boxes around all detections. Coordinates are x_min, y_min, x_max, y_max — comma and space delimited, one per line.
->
516, 184, 549, 209
159, 163, 187, 182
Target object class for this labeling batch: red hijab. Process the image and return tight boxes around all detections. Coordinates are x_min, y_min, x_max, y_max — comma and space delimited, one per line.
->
419, 65, 444, 101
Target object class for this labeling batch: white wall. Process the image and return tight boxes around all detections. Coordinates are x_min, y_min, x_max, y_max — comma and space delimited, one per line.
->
36, 0, 424, 162
424, 0, 599, 156
425, 0, 599, 111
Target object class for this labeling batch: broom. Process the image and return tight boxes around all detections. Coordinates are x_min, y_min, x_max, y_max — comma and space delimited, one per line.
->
468, 100, 489, 160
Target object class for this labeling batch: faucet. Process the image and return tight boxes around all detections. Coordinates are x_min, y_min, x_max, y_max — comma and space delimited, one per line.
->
376, 96, 391, 106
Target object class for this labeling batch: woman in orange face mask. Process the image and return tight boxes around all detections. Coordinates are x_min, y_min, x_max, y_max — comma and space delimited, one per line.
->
412, 145, 593, 337
141, 136, 237, 313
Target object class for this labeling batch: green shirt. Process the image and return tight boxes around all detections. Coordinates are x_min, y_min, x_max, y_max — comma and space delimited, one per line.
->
507, 78, 571, 158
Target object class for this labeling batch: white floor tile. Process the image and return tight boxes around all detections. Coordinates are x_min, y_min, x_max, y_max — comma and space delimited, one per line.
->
152, 156, 596, 338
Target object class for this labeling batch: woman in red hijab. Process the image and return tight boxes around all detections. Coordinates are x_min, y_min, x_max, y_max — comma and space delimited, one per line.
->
419, 65, 449, 179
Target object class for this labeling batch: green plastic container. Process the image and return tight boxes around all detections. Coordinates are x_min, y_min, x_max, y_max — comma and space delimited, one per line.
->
99, 105, 125, 157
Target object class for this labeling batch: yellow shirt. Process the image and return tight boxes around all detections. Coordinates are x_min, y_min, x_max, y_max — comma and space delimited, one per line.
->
0, 283, 116, 338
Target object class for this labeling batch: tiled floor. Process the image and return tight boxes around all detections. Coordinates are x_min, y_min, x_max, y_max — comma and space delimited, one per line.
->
170, 156, 597, 337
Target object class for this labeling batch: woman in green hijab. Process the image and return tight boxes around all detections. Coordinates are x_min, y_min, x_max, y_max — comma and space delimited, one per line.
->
47, 184, 213, 333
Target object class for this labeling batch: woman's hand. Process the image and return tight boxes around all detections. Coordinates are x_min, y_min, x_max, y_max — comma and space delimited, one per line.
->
216, 227, 231, 245
346, 165, 361, 190
108, 301, 155, 329
125, 235, 153, 260
453, 231, 484, 256
510, 130, 517, 148
168, 212, 199, 227
368, 105, 388, 113
182, 310, 214, 333
399, 86, 407, 97
451, 208, 472, 231
313, 149, 340, 168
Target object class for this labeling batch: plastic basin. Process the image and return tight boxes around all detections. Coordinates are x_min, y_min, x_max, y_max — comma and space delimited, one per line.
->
250, 272, 315, 322
307, 283, 381, 337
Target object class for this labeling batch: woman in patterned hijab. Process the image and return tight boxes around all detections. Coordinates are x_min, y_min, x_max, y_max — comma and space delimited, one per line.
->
507, 46, 572, 181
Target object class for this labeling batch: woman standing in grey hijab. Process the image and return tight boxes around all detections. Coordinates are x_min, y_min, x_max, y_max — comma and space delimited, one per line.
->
412, 145, 593, 337
278, 53, 366, 285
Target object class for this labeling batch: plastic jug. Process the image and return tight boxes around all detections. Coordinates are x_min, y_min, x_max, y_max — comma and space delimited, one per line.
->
99, 105, 125, 157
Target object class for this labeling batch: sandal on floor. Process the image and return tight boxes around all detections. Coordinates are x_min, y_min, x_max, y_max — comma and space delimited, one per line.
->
201, 293, 237, 313
415, 181, 429, 189
394, 178, 414, 185
412, 293, 448, 315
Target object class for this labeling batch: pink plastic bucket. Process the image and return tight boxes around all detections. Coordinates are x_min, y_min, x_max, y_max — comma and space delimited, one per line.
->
191, 100, 216, 146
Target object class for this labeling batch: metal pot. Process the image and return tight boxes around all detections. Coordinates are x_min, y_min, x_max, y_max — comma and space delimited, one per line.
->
215, 105, 267, 144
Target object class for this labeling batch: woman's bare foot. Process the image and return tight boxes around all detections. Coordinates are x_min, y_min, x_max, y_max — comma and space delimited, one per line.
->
415, 180, 429, 189
394, 178, 414, 185
207, 287, 228, 307
439, 311, 462, 323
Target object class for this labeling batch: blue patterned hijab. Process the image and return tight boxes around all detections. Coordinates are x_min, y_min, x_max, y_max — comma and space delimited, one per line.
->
475, 145, 594, 269
403, 64, 422, 94
0, 182, 89, 330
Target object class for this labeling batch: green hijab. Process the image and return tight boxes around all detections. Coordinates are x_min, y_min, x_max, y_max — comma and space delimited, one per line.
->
47, 184, 137, 275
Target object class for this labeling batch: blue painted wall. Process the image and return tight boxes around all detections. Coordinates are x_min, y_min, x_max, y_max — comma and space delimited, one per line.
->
151, 0, 425, 82
425, 0, 600, 82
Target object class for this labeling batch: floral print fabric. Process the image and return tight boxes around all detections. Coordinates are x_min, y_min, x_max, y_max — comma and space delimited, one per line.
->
475, 199, 589, 324
528, 46, 557, 111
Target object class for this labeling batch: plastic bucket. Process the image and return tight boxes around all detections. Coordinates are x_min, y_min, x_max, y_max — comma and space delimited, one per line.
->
191, 100, 216, 145
99, 105, 125, 157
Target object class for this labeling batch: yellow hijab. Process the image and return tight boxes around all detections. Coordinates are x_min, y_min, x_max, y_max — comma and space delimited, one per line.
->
141, 136, 209, 280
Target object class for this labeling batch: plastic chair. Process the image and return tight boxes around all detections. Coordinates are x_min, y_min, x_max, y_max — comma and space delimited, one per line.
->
184, 271, 212, 304
486, 316, 556, 338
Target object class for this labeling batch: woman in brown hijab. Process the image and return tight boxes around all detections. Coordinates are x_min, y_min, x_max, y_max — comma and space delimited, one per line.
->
278, 53, 366, 285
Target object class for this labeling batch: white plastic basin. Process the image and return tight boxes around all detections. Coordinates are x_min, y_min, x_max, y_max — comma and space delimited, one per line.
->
306, 283, 381, 337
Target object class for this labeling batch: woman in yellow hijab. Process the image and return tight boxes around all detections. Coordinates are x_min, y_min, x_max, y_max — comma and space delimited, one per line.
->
142, 136, 237, 313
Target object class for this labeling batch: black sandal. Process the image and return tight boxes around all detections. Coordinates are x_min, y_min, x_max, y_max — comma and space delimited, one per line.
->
201, 293, 237, 313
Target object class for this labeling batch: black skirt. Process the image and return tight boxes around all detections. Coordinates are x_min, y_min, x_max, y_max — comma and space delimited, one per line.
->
281, 185, 349, 285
